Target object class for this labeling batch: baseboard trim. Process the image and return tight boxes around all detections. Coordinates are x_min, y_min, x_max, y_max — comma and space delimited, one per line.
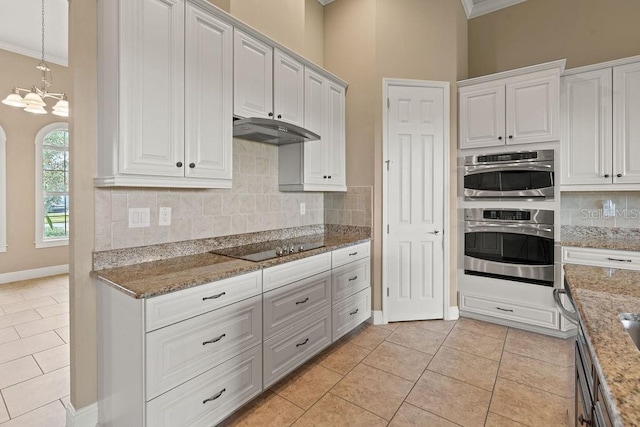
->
66, 401, 98, 427
369, 310, 384, 325
446, 305, 460, 320
460, 311, 577, 339
0, 264, 69, 285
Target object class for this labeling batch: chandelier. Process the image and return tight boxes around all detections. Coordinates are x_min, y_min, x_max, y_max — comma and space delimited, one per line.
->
2, 0, 68, 117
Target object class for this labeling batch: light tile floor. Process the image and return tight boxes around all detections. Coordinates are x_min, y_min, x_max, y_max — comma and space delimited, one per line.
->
0, 274, 575, 426
225, 317, 575, 427
0, 275, 69, 426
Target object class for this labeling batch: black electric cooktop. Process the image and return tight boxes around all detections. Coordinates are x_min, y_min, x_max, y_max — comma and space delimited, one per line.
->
210, 239, 325, 262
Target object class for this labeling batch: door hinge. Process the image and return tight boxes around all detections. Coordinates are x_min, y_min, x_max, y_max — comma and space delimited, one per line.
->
387, 224, 389, 234
387, 98, 390, 109
387, 288, 390, 297
385, 160, 390, 171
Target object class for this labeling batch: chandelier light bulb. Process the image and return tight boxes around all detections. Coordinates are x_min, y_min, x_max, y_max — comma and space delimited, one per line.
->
23, 91, 46, 107
2, 92, 27, 108
24, 104, 47, 115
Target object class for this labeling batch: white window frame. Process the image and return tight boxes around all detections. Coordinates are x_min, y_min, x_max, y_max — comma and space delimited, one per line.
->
0, 125, 6, 253
35, 122, 69, 248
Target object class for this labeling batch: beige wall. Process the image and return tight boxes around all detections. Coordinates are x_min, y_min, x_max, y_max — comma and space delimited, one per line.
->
0, 49, 69, 275
324, 0, 468, 310
468, 0, 640, 77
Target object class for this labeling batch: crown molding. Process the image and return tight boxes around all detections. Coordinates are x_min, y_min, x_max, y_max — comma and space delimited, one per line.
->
460, 0, 527, 19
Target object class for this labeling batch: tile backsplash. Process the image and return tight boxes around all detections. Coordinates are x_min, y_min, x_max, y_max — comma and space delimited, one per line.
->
560, 191, 640, 228
324, 186, 373, 228
94, 139, 324, 251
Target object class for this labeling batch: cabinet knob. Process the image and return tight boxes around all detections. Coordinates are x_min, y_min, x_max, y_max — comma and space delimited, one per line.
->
604, 174, 610, 178
176, 162, 183, 168
277, 114, 282, 119
268, 112, 273, 117
323, 175, 327, 179
617, 173, 622, 178
508, 135, 513, 139
189, 163, 196, 168
498, 136, 503, 140
328, 176, 332, 179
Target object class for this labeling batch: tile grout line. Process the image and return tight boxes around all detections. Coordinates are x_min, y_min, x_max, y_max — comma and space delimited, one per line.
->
0, 390, 9, 421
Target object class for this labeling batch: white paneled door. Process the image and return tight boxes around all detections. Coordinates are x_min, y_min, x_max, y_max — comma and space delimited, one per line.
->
385, 82, 446, 322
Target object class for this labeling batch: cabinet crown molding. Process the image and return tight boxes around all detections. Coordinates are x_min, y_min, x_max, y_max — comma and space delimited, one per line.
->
562, 54, 640, 76
458, 59, 566, 87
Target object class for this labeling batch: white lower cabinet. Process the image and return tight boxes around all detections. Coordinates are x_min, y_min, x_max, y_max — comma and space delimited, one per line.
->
98, 242, 372, 426
562, 246, 640, 270
146, 344, 262, 427
263, 307, 332, 388
459, 293, 558, 330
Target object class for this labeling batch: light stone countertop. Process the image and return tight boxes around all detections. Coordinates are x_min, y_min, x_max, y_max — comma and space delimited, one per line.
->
564, 264, 640, 426
561, 226, 640, 252
93, 232, 370, 299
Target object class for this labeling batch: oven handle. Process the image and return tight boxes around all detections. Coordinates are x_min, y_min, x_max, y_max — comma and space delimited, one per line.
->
465, 221, 554, 239
553, 289, 578, 324
464, 162, 553, 175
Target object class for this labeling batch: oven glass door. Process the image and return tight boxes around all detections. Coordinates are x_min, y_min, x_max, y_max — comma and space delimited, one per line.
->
464, 224, 554, 285
463, 163, 554, 199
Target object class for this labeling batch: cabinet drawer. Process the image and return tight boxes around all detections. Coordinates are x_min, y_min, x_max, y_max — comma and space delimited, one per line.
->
263, 307, 332, 388
332, 258, 370, 302
145, 270, 262, 331
332, 242, 370, 268
562, 246, 640, 270
332, 287, 371, 341
460, 293, 558, 329
263, 271, 331, 340
262, 252, 331, 292
146, 295, 261, 400
146, 344, 262, 427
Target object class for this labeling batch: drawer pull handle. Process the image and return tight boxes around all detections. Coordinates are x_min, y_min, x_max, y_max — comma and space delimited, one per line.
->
203, 292, 226, 301
496, 307, 513, 312
203, 388, 226, 404
349, 252, 358, 256
203, 334, 226, 345
296, 297, 310, 305
350, 308, 359, 316
607, 257, 632, 263
348, 276, 358, 281
296, 338, 309, 347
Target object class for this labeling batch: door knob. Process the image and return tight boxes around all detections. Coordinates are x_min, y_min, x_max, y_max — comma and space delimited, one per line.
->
428, 230, 440, 235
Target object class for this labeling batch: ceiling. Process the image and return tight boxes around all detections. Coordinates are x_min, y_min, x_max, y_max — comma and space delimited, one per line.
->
0, 0, 68, 66
0, 0, 525, 67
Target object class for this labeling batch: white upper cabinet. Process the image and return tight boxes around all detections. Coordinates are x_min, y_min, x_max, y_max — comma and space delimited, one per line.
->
184, 4, 233, 181
97, 0, 233, 188
561, 69, 612, 185
273, 50, 305, 127
234, 31, 305, 127
278, 68, 347, 192
458, 61, 564, 150
613, 61, 640, 184
233, 29, 273, 120
562, 58, 640, 187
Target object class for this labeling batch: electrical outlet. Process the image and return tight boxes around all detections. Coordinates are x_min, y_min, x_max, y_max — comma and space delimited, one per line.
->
128, 208, 150, 228
300, 202, 306, 215
159, 207, 172, 226
603, 200, 616, 218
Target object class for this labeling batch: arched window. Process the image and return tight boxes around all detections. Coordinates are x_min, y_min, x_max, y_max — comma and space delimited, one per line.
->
0, 125, 6, 253
35, 123, 69, 248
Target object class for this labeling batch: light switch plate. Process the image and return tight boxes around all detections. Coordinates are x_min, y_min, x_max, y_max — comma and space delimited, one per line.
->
300, 202, 306, 215
129, 208, 150, 228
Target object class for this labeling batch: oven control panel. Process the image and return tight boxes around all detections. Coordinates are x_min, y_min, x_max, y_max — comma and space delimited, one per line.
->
482, 210, 531, 221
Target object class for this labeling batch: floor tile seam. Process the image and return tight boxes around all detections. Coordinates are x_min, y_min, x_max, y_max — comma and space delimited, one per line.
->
0, 391, 8, 421
325, 391, 391, 422
54, 329, 68, 343
421, 365, 496, 393
483, 329, 508, 426
495, 373, 574, 400
399, 401, 466, 427
267, 388, 307, 413
485, 410, 531, 427
450, 325, 507, 343
439, 341, 502, 362
0, 327, 19, 346
501, 348, 574, 368
1, 399, 65, 422
358, 357, 419, 384
349, 356, 422, 385
382, 338, 440, 356
1, 297, 57, 314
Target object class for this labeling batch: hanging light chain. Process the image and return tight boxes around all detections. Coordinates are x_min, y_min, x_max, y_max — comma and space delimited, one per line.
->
41, 0, 45, 62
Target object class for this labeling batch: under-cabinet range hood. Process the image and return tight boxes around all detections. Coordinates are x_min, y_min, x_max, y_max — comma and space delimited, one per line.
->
233, 117, 320, 145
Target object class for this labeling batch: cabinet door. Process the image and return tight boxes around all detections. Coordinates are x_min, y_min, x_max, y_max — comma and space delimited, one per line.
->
184, 5, 233, 181
119, 0, 184, 176
303, 69, 328, 185
325, 81, 346, 187
274, 50, 304, 127
459, 85, 505, 149
613, 61, 640, 184
561, 69, 613, 185
234, 30, 273, 119
506, 75, 559, 145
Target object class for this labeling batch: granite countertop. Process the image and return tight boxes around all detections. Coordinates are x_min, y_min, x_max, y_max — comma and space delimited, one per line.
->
93, 232, 370, 299
561, 226, 640, 252
564, 264, 640, 426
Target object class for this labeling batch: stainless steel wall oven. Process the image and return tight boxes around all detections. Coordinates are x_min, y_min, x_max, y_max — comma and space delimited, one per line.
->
464, 208, 555, 286
463, 150, 554, 200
